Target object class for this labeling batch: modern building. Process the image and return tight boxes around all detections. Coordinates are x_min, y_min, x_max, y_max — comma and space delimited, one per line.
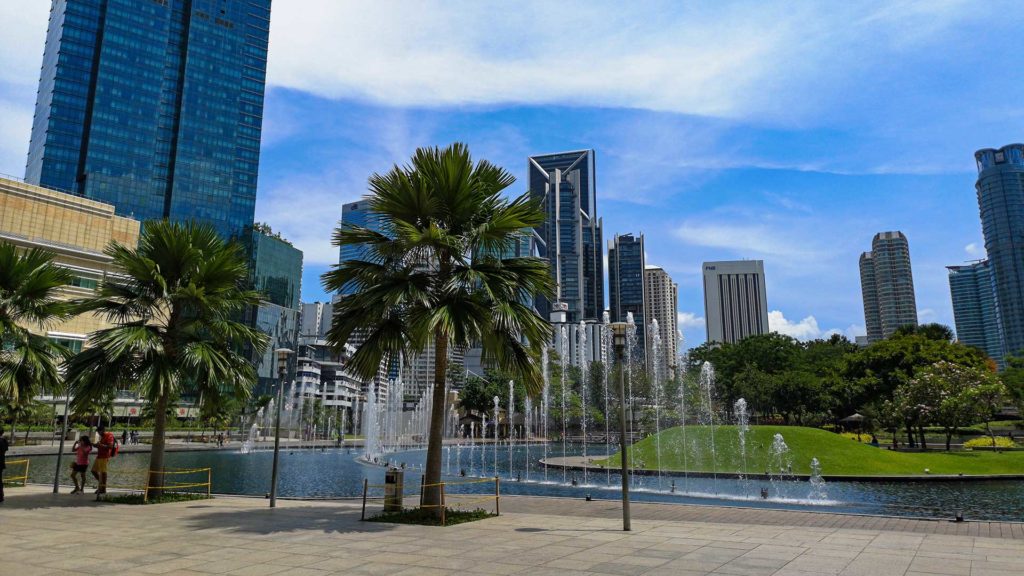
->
240, 224, 303, 396
947, 260, 1004, 367
859, 231, 918, 342
976, 144, 1024, 358
401, 342, 465, 400
300, 301, 334, 341
644, 265, 679, 378
702, 260, 769, 344
528, 150, 604, 323
608, 233, 646, 365
338, 199, 384, 294
25, 0, 272, 239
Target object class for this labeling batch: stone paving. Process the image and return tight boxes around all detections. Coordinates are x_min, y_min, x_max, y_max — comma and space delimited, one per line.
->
1, 485, 1023, 575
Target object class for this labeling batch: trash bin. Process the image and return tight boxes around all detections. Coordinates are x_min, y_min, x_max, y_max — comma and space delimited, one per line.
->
384, 468, 404, 512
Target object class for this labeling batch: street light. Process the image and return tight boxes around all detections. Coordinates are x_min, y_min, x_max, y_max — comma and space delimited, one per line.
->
609, 321, 631, 531
270, 347, 293, 508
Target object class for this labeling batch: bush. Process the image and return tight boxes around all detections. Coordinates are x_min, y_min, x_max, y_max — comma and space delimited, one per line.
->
964, 436, 1017, 449
840, 432, 871, 442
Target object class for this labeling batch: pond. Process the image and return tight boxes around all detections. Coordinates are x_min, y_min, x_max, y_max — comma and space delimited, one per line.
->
22, 443, 1024, 521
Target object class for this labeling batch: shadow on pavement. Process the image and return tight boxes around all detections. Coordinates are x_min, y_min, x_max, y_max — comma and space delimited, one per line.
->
184, 505, 399, 535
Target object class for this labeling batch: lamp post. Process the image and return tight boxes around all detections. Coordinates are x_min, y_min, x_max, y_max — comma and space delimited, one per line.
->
610, 322, 631, 531
270, 347, 293, 508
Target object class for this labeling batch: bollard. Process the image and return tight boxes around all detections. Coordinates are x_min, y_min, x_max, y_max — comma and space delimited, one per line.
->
361, 478, 368, 520
495, 476, 500, 516
384, 468, 404, 512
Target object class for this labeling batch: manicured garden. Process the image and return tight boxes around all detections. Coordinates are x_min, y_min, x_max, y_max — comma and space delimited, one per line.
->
598, 425, 1024, 477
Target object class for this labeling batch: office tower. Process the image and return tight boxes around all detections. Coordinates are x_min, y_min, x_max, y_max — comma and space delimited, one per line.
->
608, 233, 647, 362
702, 260, 769, 344
528, 150, 604, 323
241, 224, 303, 395
644, 265, 679, 378
947, 261, 1004, 367
976, 144, 1024, 358
25, 0, 272, 238
338, 199, 383, 295
300, 301, 334, 341
859, 231, 918, 342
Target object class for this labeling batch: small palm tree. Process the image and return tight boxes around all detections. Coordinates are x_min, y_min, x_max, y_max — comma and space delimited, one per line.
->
324, 143, 553, 515
0, 242, 72, 436
65, 221, 269, 497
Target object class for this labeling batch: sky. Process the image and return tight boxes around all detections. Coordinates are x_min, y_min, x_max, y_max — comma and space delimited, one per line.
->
0, 1, 1021, 349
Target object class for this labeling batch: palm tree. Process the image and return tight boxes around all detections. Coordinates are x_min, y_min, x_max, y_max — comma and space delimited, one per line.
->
324, 143, 553, 514
64, 221, 269, 497
0, 243, 72, 439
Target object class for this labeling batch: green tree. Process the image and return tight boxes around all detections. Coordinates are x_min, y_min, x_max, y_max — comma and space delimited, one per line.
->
324, 144, 553, 515
893, 323, 956, 342
64, 221, 268, 497
906, 361, 1006, 450
0, 243, 73, 416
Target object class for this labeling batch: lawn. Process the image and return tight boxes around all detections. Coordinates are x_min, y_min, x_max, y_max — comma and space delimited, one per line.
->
596, 425, 1024, 477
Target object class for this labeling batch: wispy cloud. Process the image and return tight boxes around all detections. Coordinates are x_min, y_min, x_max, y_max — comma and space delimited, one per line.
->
673, 221, 827, 261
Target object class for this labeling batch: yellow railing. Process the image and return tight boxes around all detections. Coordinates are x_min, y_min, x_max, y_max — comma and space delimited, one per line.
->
361, 475, 501, 526
99, 467, 213, 502
2, 458, 30, 487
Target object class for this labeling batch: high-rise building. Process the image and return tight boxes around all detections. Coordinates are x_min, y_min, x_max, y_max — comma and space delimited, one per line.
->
947, 260, 1004, 367
528, 150, 604, 323
608, 233, 646, 363
25, 0, 272, 239
644, 266, 679, 378
859, 231, 918, 342
702, 260, 769, 344
337, 199, 384, 295
976, 144, 1024, 358
241, 225, 303, 395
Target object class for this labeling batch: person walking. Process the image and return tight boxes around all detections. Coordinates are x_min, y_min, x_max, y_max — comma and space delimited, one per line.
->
70, 435, 92, 494
0, 427, 9, 503
91, 424, 116, 497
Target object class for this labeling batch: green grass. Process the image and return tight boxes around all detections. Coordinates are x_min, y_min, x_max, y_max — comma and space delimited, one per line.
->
366, 507, 494, 526
103, 492, 212, 505
596, 425, 1024, 477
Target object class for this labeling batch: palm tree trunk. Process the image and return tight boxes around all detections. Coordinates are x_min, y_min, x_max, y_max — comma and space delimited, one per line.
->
146, 392, 170, 499
422, 331, 449, 517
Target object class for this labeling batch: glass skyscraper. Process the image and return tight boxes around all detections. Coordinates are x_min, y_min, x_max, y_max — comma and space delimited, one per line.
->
25, 0, 271, 238
338, 199, 384, 295
608, 233, 646, 362
976, 144, 1024, 359
528, 150, 604, 323
241, 225, 303, 395
947, 260, 1004, 368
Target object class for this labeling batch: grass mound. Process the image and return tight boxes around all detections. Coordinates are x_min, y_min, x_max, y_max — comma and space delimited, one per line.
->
103, 492, 212, 505
367, 507, 494, 526
597, 425, 1024, 477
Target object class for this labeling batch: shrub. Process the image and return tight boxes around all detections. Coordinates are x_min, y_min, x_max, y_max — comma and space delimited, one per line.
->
840, 432, 870, 442
964, 436, 1017, 449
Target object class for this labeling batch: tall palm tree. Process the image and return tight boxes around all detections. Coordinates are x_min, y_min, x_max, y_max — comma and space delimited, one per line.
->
324, 143, 553, 514
0, 243, 72, 429
65, 221, 268, 497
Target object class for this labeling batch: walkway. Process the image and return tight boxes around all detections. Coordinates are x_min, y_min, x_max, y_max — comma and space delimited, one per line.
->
1, 485, 1022, 575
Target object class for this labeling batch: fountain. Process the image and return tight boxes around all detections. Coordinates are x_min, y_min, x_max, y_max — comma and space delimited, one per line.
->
699, 361, 718, 491
578, 320, 588, 486
649, 319, 663, 489
625, 313, 638, 484
493, 395, 500, 478
559, 326, 569, 484
808, 457, 827, 500
601, 312, 612, 486
362, 382, 380, 462
541, 347, 550, 483
239, 423, 259, 454
734, 398, 749, 479
508, 380, 514, 480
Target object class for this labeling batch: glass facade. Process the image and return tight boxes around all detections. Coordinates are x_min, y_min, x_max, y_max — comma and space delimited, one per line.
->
528, 150, 604, 322
25, 0, 271, 239
241, 227, 303, 394
947, 260, 1004, 368
608, 233, 646, 360
338, 199, 383, 295
976, 144, 1024, 359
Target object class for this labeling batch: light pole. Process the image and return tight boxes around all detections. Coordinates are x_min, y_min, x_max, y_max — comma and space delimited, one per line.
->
610, 322, 631, 531
270, 347, 293, 508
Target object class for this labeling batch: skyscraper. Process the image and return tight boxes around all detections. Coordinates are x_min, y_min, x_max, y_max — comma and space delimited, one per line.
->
947, 260, 1004, 367
702, 260, 769, 344
608, 233, 646, 362
976, 144, 1024, 358
644, 265, 679, 378
25, 0, 272, 238
859, 231, 918, 342
528, 150, 604, 323
241, 224, 303, 395
338, 199, 383, 295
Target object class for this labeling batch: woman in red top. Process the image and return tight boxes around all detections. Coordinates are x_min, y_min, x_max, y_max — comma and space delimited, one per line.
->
70, 435, 92, 494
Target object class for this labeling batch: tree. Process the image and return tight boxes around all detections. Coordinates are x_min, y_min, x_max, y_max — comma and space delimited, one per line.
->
0, 243, 72, 413
903, 361, 1006, 450
324, 143, 553, 516
893, 323, 955, 343
65, 221, 268, 498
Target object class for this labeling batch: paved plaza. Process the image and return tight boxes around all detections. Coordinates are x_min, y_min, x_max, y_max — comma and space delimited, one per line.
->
2, 485, 1023, 576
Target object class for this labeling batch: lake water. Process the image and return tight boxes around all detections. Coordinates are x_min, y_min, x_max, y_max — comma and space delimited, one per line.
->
23, 444, 1024, 522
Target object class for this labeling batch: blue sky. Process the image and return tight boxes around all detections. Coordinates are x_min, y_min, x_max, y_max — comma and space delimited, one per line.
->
0, 1, 1021, 348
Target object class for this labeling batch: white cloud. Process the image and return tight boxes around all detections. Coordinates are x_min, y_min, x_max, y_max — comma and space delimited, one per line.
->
918, 308, 938, 323
768, 310, 851, 342
673, 221, 826, 261
964, 242, 983, 257
677, 312, 705, 330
